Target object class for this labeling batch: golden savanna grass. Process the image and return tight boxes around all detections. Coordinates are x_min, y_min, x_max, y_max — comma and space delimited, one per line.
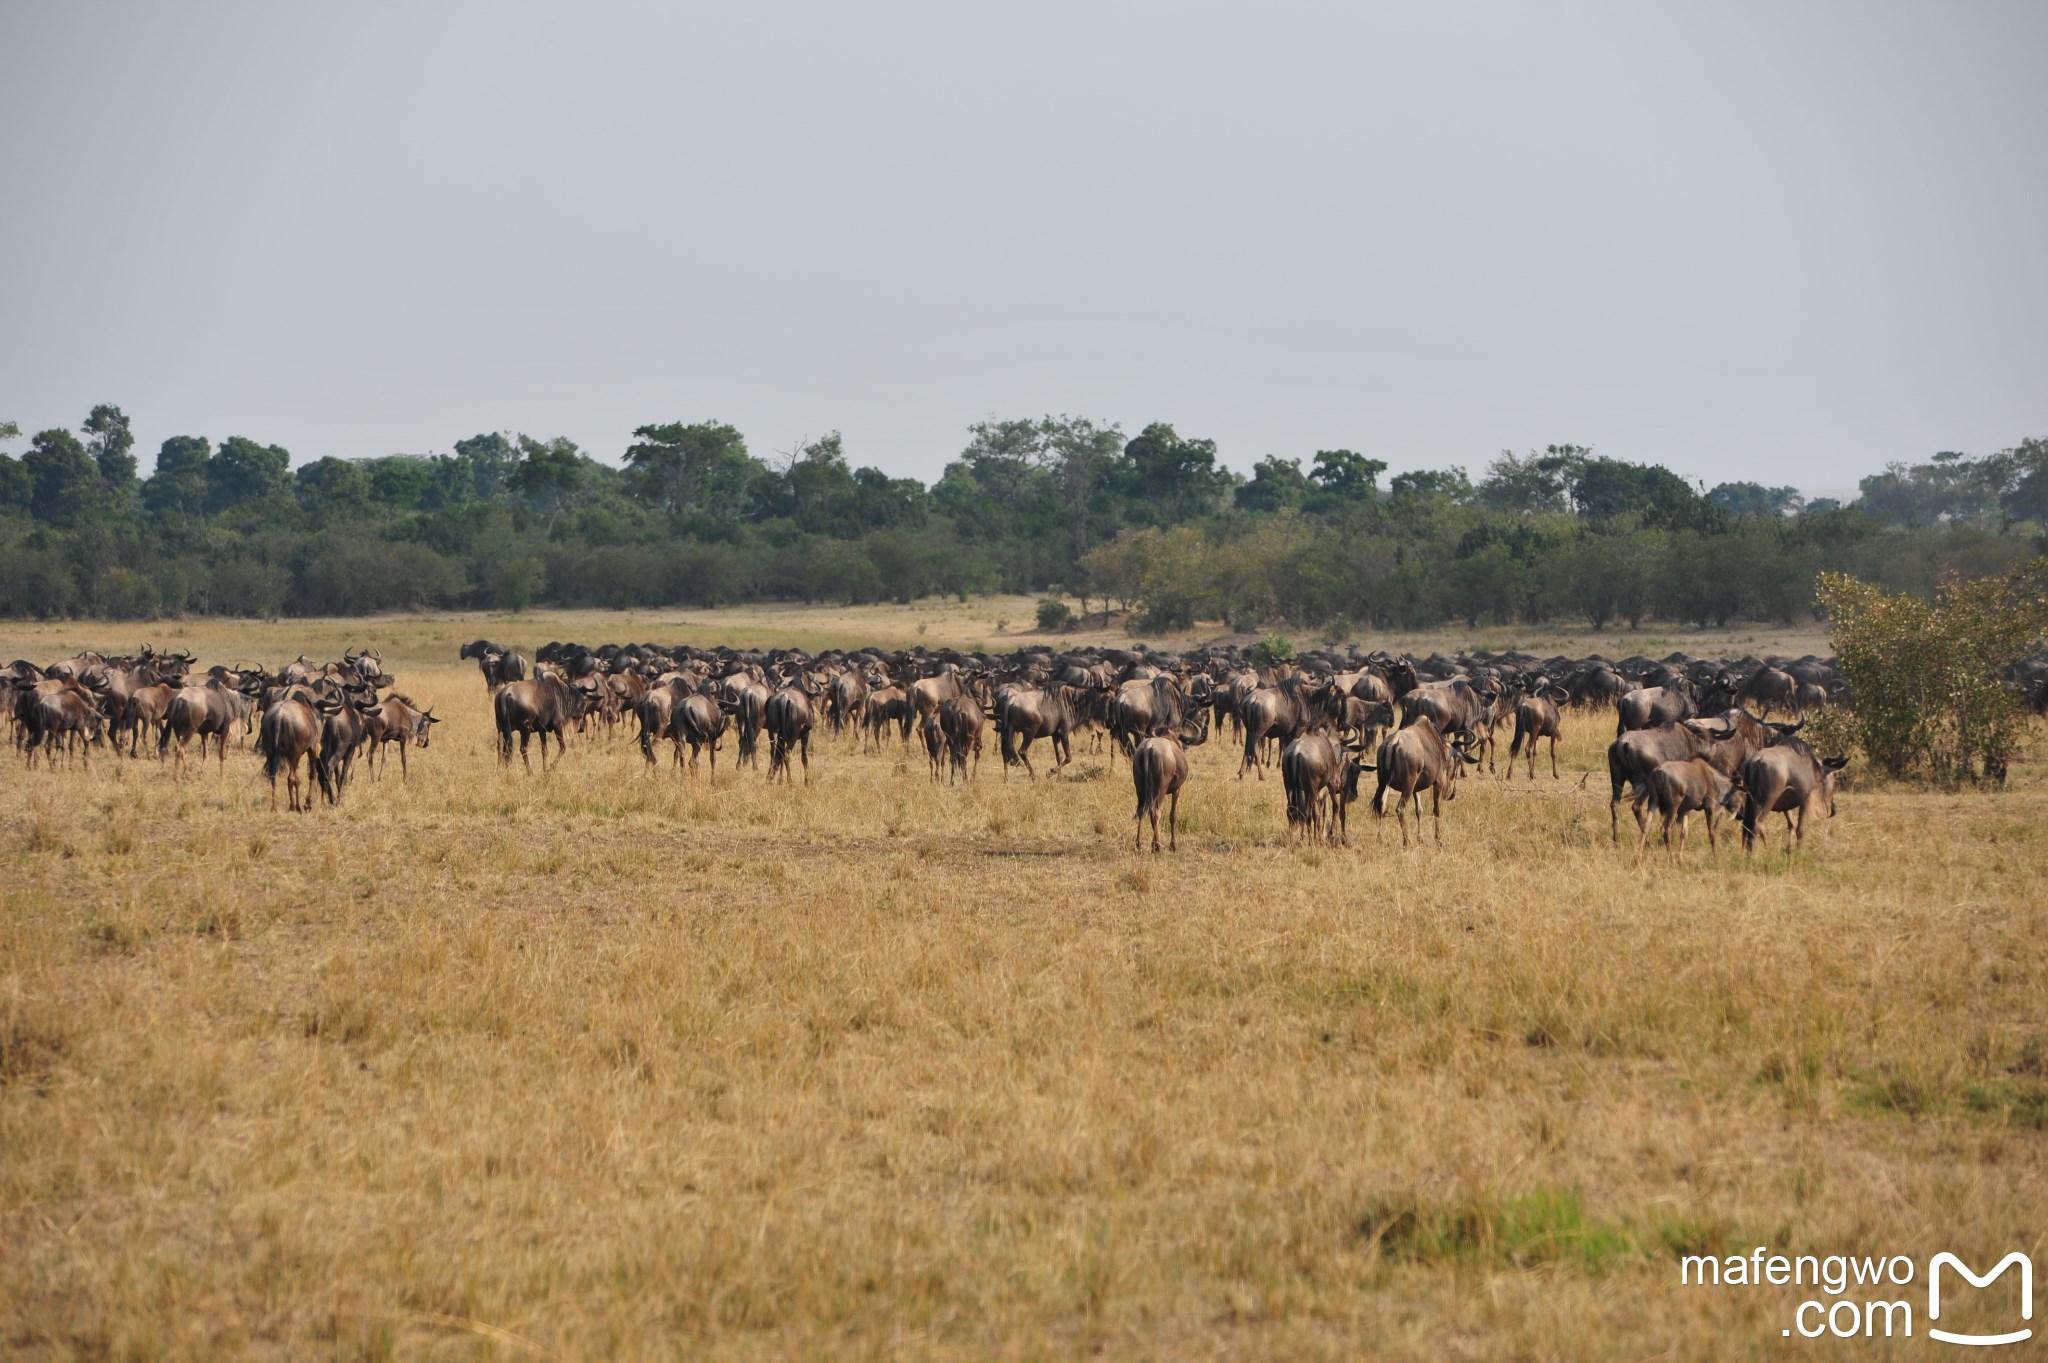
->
2, 605, 2042, 1361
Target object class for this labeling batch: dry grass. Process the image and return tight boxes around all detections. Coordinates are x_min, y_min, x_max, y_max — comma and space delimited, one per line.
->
1, 607, 2042, 1360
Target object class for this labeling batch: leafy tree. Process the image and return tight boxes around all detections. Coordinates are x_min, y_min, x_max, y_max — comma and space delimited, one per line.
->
0, 422, 28, 510
1308, 449, 1387, 503
24, 429, 100, 522
1042, 416, 1125, 553
1478, 447, 1574, 515
363, 456, 436, 511
1120, 421, 1227, 527
509, 436, 588, 533
1817, 559, 2048, 783
1709, 481, 1804, 518
143, 436, 212, 515
2002, 437, 2048, 524
295, 456, 372, 520
208, 437, 291, 513
1235, 455, 1306, 513
451, 432, 519, 503
623, 420, 760, 518
1388, 467, 1472, 505
83, 404, 137, 486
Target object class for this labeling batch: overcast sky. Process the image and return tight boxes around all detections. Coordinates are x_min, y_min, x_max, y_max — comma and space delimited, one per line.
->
3, 2, 2043, 494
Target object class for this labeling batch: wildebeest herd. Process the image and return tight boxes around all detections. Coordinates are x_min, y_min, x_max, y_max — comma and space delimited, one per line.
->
456, 636, 1873, 856
21, 634, 2039, 855
4, 644, 438, 811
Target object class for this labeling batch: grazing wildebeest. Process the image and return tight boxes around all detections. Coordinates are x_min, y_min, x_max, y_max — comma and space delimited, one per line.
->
905, 667, 964, 738
1738, 740, 1848, 855
1114, 674, 1202, 763
1616, 681, 1695, 735
636, 680, 687, 768
1506, 683, 1568, 780
261, 694, 331, 812
362, 694, 438, 780
996, 683, 1083, 777
1281, 730, 1372, 845
1737, 665, 1800, 721
939, 694, 984, 783
159, 679, 252, 773
918, 708, 945, 782
723, 674, 772, 768
1372, 715, 1479, 846
461, 640, 525, 690
1398, 676, 1498, 744
23, 683, 104, 768
673, 692, 728, 774
828, 669, 870, 738
1603, 716, 1794, 841
315, 687, 378, 803
495, 669, 585, 771
763, 684, 817, 784
1642, 758, 1744, 857
1235, 675, 1333, 779
863, 684, 910, 752
1130, 710, 1211, 852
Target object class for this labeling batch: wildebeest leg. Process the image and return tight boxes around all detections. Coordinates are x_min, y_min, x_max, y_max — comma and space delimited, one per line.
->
399, 741, 409, 781
1166, 789, 1180, 851
518, 731, 533, 774
1703, 809, 1718, 853
1548, 735, 1559, 780
1431, 785, 1443, 844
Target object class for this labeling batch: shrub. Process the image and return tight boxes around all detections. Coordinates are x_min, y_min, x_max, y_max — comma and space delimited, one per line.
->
1816, 560, 2048, 784
94, 566, 161, 619
1035, 597, 1075, 632
1251, 634, 1297, 669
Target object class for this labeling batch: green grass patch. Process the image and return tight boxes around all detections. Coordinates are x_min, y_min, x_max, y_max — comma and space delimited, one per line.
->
1358, 1187, 1637, 1273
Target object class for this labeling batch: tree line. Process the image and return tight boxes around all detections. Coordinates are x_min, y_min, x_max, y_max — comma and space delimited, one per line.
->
0, 407, 2041, 629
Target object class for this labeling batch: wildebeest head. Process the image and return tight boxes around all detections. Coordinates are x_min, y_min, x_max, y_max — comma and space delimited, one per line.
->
1819, 755, 1848, 816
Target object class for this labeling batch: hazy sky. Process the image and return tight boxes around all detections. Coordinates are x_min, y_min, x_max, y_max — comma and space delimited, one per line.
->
3, 2, 2043, 494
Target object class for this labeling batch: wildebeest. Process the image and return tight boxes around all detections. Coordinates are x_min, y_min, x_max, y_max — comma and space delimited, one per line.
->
159, 679, 253, 773
918, 708, 945, 782
362, 694, 438, 780
1372, 715, 1479, 846
763, 684, 817, 784
828, 669, 871, 738
1602, 714, 1799, 841
461, 640, 526, 690
1737, 665, 1799, 721
1113, 674, 1203, 763
1616, 681, 1695, 735
1738, 740, 1848, 855
1506, 683, 1568, 780
495, 669, 585, 771
1281, 730, 1372, 845
260, 693, 332, 812
1130, 710, 1211, 852
674, 692, 728, 774
315, 686, 379, 803
996, 683, 1084, 777
939, 694, 984, 783
1235, 675, 1333, 779
863, 684, 910, 752
1641, 758, 1743, 857
21, 681, 104, 768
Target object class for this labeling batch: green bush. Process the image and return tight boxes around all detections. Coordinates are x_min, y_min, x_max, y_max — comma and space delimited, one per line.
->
1035, 596, 1076, 632
1817, 560, 2048, 784
1251, 634, 1297, 669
